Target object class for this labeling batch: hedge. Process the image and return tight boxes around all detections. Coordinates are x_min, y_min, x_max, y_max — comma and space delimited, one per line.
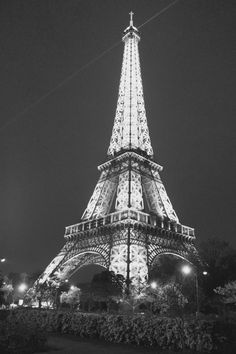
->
0, 316, 46, 353
4, 309, 217, 351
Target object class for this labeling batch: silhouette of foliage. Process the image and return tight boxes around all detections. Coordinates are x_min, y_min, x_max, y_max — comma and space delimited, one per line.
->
198, 238, 236, 296
214, 281, 236, 305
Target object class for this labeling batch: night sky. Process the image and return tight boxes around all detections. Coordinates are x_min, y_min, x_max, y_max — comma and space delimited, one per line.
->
0, 0, 235, 281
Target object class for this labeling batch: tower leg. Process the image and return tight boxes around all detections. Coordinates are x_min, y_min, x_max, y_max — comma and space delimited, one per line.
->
109, 239, 148, 291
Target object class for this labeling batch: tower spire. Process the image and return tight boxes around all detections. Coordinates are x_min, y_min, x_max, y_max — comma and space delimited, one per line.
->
108, 12, 153, 158
129, 11, 134, 27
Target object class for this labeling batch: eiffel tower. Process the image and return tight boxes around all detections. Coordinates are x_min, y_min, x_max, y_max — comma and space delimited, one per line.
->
36, 13, 199, 290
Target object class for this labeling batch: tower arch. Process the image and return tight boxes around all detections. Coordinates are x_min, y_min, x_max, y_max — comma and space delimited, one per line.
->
56, 251, 108, 280
149, 250, 194, 270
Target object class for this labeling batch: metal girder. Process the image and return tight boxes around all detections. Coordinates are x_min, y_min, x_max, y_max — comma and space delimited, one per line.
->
115, 170, 144, 211
82, 169, 118, 220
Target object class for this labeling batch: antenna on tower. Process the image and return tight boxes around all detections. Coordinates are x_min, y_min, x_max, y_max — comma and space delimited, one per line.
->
129, 11, 134, 26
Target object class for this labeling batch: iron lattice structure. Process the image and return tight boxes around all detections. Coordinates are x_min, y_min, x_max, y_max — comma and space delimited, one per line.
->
36, 15, 199, 289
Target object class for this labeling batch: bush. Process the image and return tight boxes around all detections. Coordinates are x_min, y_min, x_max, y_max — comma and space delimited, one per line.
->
0, 315, 47, 353
2, 309, 217, 351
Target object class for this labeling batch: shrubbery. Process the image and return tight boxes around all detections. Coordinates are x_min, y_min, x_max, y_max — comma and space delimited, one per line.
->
0, 315, 47, 353
4, 309, 216, 351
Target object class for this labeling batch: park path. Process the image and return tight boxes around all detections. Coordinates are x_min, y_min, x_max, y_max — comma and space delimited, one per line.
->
35, 334, 189, 354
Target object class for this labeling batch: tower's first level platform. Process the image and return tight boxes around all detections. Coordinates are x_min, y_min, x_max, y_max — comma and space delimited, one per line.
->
65, 209, 195, 241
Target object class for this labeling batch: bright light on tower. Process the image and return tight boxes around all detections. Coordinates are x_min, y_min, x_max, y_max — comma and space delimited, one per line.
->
18, 283, 27, 292
181, 264, 192, 275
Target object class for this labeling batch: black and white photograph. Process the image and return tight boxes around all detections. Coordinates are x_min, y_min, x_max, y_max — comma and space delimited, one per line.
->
0, 1, 235, 353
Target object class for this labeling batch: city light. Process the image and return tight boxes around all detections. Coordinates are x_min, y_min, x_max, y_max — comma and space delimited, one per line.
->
181, 264, 192, 275
18, 283, 28, 292
150, 281, 157, 289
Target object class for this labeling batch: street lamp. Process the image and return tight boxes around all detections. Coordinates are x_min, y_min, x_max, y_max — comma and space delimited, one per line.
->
18, 283, 28, 307
181, 264, 192, 275
150, 281, 157, 289
18, 283, 28, 292
181, 265, 208, 318
181, 264, 199, 318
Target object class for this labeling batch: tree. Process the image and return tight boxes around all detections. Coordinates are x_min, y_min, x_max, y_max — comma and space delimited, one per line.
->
148, 255, 196, 312
60, 286, 80, 310
29, 281, 58, 309
25, 278, 70, 309
0, 273, 28, 306
198, 238, 236, 296
79, 282, 95, 312
0, 272, 30, 305
140, 282, 187, 316
214, 281, 236, 305
0, 283, 14, 307
90, 271, 125, 311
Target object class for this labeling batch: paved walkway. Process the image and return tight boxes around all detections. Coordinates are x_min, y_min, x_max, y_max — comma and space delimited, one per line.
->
36, 334, 195, 354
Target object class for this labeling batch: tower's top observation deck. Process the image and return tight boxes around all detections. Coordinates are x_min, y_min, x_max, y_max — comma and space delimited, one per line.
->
123, 11, 140, 40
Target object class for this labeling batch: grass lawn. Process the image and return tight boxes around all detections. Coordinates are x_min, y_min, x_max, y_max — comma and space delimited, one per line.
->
35, 333, 236, 354
36, 334, 200, 354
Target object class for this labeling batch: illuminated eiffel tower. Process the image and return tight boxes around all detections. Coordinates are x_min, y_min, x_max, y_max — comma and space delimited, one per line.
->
37, 13, 199, 289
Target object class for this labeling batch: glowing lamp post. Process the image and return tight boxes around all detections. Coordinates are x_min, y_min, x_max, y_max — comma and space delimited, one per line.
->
18, 283, 28, 307
181, 264, 199, 318
150, 281, 157, 290
181, 265, 208, 317
18, 283, 28, 293
181, 264, 192, 275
